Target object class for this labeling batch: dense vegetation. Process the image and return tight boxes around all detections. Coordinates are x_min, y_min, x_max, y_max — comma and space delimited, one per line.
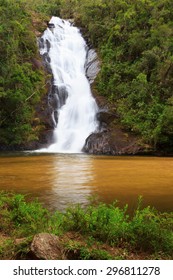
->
0, 192, 172, 259
0, 0, 45, 146
59, 0, 173, 150
1, 0, 173, 150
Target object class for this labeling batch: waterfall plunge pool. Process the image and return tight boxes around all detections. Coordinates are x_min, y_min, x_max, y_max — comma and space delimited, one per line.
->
0, 153, 173, 213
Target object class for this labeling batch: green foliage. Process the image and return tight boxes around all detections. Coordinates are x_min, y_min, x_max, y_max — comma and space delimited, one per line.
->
0, 0, 46, 146
59, 0, 173, 148
63, 200, 173, 255
64, 240, 112, 260
130, 206, 173, 253
64, 202, 130, 244
0, 192, 63, 237
25, 0, 62, 16
0, 192, 173, 259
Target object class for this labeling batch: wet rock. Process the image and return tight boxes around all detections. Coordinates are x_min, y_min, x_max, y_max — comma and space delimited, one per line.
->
45, 39, 51, 52
48, 84, 68, 126
85, 48, 100, 84
38, 37, 52, 73
97, 110, 117, 125
49, 91, 59, 111
42, 53, 52, 73
83, 132, 117, 155
30, 233, 65, 260
35, 83, 55, 130
47, 22, 55, 29
83, 125, 151, 156
50, 85, 68, 109
38, 37, 45, 49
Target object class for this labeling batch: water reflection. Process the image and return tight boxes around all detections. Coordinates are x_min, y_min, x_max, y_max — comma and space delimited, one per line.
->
50, 154, 95, 210
0, 153, 95, 211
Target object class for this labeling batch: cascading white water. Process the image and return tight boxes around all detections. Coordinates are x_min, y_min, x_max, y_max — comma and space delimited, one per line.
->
40, 17, 98, 153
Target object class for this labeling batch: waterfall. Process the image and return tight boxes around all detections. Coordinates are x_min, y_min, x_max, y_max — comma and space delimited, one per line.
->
39, 17, 98, 153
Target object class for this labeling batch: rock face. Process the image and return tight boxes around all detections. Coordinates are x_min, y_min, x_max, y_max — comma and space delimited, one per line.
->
38, 37, 58, 129
97, 111, 115, 124
83, 132, 116, 155
83, 124, 152, 155
30, 233, 65, 260
85, 48, 100, 84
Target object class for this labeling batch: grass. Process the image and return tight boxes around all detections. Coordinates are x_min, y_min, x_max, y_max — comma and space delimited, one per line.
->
0, 192, 172, 260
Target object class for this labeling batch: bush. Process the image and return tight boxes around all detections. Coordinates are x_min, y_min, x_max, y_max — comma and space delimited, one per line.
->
63, 200, 173, 255
0, 192, 172, 258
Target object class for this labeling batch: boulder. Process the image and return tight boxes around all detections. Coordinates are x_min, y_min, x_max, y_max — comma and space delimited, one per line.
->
83, 125, 151, 156
83, 132, 117, 155
30, 233, 65, 260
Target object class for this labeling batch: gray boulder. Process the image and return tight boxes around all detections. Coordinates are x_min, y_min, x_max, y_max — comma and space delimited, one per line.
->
30, 233, 65, 260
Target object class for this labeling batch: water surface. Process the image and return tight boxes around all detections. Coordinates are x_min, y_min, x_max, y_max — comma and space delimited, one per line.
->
0, 153, 173, 212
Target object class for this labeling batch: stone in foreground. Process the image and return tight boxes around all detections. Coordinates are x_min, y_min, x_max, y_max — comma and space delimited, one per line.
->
30, 233, 65, 260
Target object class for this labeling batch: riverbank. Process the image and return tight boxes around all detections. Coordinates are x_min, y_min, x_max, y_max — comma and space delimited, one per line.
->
0, 192, 172, 260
